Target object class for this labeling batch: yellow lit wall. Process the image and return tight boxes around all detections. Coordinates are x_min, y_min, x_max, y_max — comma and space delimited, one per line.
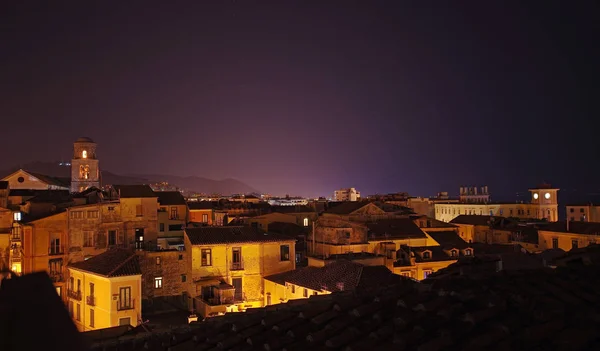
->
68, 267, 142, 332
538, 230, 599, 251
264, 280, 328, 306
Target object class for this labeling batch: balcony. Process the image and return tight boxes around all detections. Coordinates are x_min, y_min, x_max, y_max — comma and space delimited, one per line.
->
117, 298, 135, 311
49, 272, 64, 283
230, 261, 244, 271
67, 289, 82, 301
49, 246, 64, 256
86, 295, 96, 306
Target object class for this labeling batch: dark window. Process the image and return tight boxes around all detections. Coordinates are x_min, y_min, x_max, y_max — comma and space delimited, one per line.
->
181, 274, 187, 282
280, 245, 290, 261
178, 254, 183, 260
345, 232, 350, 239
232, 247, 241, 263
232, 278, 243, 301
423, 251, 431, 259
135, 228, 144, 249
580, 208, 585, 213
552, 238, 559, 249
267, 294, 272, 305
76, 304, 81, 321
291, 285, 295, 294
303, 289, 308, 297
89, 309, 94, 327
108, 230, 117, 246
49, 238, 61, 255
17, 176, 24, 183
160, 223, 165, 232
570, 208, 574, 213
465, 249, 473, 256
170, 207, 178, 219
68, 301, 73, 318
572, 240, 578, 249
201, 249, 212, 266
89, 282, 94, 297
168, 224, 183, 231
119, 287, 132, 310
119, 317, 131, 326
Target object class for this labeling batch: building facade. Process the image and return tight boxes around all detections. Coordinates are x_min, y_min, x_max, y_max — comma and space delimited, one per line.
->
566, 204, 600, 222
435, 185, 559, 223
184, 226, 296, 317
333, 188, 361, 202
67, 249, 142, 332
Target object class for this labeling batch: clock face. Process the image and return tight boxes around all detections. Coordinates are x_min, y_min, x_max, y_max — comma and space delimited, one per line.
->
544, 192, 551, 199
533, 193, 539, 200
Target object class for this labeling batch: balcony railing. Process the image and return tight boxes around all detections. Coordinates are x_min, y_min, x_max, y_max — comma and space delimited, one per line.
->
49, 272, 64, 282
117, 298, 135, 311
230, 261, 244, 270
67, 289, 82, 301
86, 295, 96, 306
49, 246, 64, 256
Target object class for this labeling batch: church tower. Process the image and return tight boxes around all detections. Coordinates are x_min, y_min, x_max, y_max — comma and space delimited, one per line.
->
70, 137, 100, 192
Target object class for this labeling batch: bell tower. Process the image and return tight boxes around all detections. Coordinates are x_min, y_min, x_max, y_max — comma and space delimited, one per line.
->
70, 137, 100, 193
529, 183, 559, 221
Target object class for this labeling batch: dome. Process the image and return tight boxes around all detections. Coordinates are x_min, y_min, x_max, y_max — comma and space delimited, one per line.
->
75, 137, 95, 143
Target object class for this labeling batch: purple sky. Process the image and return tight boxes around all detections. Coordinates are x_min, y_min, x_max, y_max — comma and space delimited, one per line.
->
1, 1, 599, 198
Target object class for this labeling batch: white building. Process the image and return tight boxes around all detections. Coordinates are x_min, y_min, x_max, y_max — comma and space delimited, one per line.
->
268, 198, 309, 206
334, 188, 361, 202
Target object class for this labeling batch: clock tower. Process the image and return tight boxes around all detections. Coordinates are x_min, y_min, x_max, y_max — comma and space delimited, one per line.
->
70, 137, 100, 193
529, 184, 559, 221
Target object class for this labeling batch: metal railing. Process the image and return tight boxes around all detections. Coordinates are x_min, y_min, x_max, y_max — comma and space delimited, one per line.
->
86, 295, 96, 306
230, 261, 244, 270
49, 272, 64, 282
49, 245, 64, 255
67, 289, 82, 300
117, 298, 135, 311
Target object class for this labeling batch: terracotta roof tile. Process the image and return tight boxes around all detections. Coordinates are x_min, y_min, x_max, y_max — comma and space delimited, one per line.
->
367, 218, 427, 240
156, 191, 186, 205
185, 226, 294, 245
112, 184, 156, 198
69, 248, 141, 277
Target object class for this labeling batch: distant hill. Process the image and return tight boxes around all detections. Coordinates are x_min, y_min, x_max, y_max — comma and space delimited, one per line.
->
0, 162, 258, 195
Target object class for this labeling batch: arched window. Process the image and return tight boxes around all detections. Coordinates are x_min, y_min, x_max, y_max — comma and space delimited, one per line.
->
80, 165, 90, 180
82, 150, 87, 159
303, 218, 309, 227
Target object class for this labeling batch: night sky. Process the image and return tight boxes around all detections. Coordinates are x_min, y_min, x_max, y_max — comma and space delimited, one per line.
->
1, 1, 598, 198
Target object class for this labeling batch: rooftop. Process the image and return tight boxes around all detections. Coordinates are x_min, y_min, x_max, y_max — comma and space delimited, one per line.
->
75, 137, 95, 143
156, 191, 186, 205
265, 260, 409, 292
89, 265, 600, 351
324, 201, 371, 215
27, 171, 71, 188
541, 221, 600, 235
428, 230, 470, 249
366, 218, 427, 240
69, 249, 141, 277
187, 201, 215, 210
112, 184, 156, 198
185, 226, 295, 245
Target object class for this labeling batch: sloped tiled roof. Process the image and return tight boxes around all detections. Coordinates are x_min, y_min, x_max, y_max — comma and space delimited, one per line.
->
21, 209, 66, 224
112, 184, 156, 198
325, 201, 371, 214
26, 190, 72, 204
188, 201, 215, 210
89, 265, 600, 351
185, 226, 295, 245
542, 221, 600, 235
268, 221, 306, 236
27, 171, 71, 188
265, 260, 408, 292
271, 205, 315, 214
156, 191, 186, 205
367, 218, 427, 240
428, 231, 470, 249
69, 249, 141, 277
450, 215, 495, 226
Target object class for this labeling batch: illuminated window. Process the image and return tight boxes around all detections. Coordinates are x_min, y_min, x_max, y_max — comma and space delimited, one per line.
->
154, 277, 163, 289
450, 250, 458, 257
79, 165, 90, 180
202, 214, 208, 223
465, 249, 473, 256
280, 245, 290, 261
303, 218, 309, 227
156, 257, 161, 265
201, 249, 212, 266
13, 212, 21, 221
423, 270, 433, 279
82, 150, 87, 159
